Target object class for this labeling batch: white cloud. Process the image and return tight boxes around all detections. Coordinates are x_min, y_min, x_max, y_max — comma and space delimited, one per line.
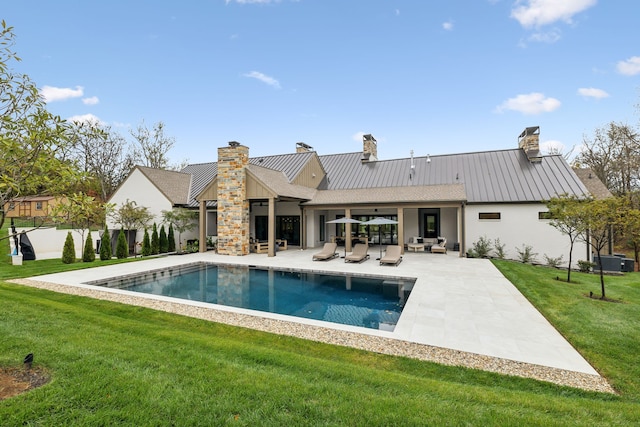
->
511, 0, 596, 28
577, 87, 609, 99
67, 113, 103, 125
243, 71, 281, 89
527, 28, 561, 43
540, 139, 565, 155
352, 132, 366, 142
442, 21, 454, 31
617, 56, 640, 76
40, 85, 84, 103
82, 96, 100, 105
495, 92, 561, 115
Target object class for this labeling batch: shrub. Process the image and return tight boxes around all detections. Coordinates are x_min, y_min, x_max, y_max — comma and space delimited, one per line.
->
83, 233, 95, 262
167, 224, 176, 252
141, 229, 151, 256
543, 254, 564, 268
578, 260, 595, 273
151, 223, 160, 255
99, 225, 112, 260
159, 225, 168, 253
116, 228, 128, 259
468, 236, 493, 258
515, 244, 538, 264
493, 238, 506, 259
62, 232, 75, 264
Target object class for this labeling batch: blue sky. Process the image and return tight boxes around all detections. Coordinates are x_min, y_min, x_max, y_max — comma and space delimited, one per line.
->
3, 1, 639, 164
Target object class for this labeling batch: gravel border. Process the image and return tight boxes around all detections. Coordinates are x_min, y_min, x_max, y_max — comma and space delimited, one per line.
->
10, 278, 616, 394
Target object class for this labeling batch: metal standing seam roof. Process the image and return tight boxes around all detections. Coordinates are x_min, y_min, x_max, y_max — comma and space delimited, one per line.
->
176, 147, 591, 207
317, 149, 591, 203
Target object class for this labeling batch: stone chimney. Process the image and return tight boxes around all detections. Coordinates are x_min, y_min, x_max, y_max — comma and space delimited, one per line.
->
296, 142, 314, 153
518, 126, 542, 163
217, 141, 250, 255
362, 134, 378, 162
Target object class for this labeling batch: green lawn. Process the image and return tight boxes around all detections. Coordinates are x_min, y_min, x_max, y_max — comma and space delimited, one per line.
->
1, 244, 640, 424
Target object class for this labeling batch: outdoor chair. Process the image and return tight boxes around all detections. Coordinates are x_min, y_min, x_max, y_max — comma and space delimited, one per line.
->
345, 243, 370, 263
431, 237, 447, 254
380, 245, 402, 266
312, 242, 339, 261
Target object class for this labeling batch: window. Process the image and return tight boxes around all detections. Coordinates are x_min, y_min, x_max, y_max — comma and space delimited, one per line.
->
36, 202, 43, 210
479, 212, 501, 220
538, 211, 552, 220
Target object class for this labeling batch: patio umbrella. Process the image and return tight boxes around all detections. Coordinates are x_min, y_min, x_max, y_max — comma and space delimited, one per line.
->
362, 217, 399, 260
326, 217, 362, 257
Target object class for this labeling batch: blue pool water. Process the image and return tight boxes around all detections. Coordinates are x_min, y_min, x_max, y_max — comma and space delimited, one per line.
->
88, 263, 414, 331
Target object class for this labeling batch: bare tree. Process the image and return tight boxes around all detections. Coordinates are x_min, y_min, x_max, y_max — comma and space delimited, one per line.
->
68, 121, 135, 201
576, 122, 640, 196
130, 121, 175, 169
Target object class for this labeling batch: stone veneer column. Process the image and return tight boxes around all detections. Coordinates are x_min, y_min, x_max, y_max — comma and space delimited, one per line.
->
217, 142, 250, 256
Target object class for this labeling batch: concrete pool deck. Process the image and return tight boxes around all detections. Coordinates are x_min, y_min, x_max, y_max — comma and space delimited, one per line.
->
11, 248, 614, 392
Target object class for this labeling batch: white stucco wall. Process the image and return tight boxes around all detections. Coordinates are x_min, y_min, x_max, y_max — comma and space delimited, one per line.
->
465, 203, 589, 268
107, 168, 175, 245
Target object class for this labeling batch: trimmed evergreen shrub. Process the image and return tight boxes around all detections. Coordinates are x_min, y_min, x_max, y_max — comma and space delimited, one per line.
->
62, 232, 75, 264
100, 225, 112, 261
141, 229, 151, 256
83, 232, 95, 262
151, 223, 159, 255
159, 225, 168, 253
167, 224, 176, 252
116, 228, 128, 259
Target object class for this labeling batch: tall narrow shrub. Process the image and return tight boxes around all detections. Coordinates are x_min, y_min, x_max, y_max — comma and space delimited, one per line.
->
167, 224, 176, 252
62, 231, 75, 264
116, 228, 128, 259
141, 229, 151, 256
151, 223, 159, 255
159, 225, 168, 253
100, 225, 112, 260
83, 232, 95, 262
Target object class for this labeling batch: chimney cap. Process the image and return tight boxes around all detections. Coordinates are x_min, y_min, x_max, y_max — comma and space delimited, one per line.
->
519, 126, 539, 138
228, 141, 241, 147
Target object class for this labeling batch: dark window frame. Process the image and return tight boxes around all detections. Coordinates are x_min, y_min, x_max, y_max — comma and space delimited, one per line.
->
479, 212, 501, 220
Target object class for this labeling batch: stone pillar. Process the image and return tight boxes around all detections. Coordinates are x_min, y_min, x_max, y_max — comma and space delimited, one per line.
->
363, 134, 378, 161
217, 142, 250, 256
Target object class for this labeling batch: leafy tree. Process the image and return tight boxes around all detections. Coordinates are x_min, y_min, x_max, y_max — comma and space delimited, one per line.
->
99, 224, 112, 260
109, 199, 153, 253
83, 232, 95, 262
162, 208, 197, 253
116, 228, 128, 259
151, 223, 159, 255
167, 224, 176, 252
141, 229, 151, 257
0, 21, 83, 231
50, 192, 108, 251
62, 231, 75, 264
576, 197, 626, 299
130, 121, 175, 169
546, 194, 588, 283
159, 225, 168, 253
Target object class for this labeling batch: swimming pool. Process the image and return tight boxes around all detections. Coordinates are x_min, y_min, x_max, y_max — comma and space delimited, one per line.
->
87, 263, 415, 331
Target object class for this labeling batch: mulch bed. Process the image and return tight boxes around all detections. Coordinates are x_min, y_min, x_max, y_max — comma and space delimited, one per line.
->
0, 366, 50, 400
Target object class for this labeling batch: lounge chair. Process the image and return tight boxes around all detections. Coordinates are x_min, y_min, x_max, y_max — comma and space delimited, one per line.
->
431, 237, 447, 254
345, 243, 370, 263
312, 242, 338, 261
380, 245, 402, 266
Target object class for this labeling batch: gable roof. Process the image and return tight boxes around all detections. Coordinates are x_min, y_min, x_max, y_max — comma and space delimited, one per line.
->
572, 168, 612, 200
136, 166, 192, 205
317, 149, 590, 203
